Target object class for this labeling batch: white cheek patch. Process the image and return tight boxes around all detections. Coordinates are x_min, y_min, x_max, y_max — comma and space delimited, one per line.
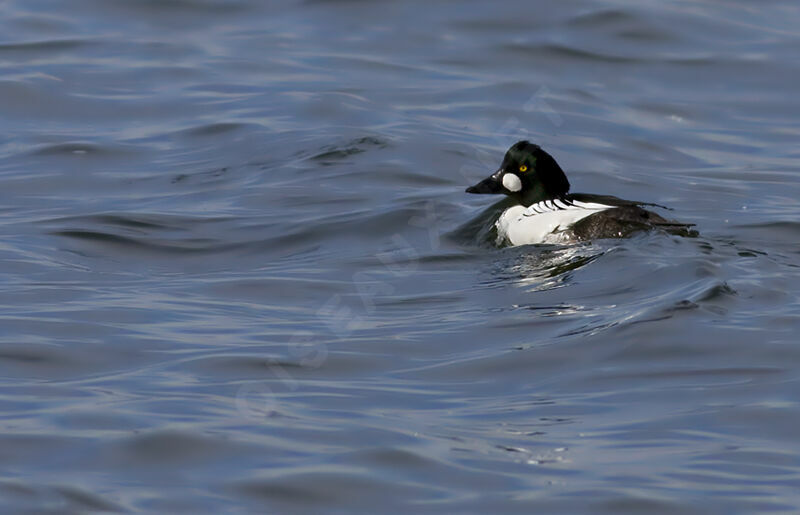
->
502, 173, 522, 192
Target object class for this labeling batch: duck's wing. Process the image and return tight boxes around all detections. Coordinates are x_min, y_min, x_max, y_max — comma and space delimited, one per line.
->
566, 193, 671, 211
570, 202, 697, 240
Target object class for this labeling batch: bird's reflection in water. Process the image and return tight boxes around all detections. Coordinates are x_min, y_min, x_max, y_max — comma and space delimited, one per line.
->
494, 242, 607, 292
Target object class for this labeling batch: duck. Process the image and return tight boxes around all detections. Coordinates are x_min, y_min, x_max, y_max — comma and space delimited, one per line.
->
466, 141, 694, 246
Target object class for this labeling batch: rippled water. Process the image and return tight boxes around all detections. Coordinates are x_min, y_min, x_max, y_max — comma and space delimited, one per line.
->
1, 0, 800, 512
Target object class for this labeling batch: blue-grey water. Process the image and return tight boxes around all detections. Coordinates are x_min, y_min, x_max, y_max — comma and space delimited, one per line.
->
1, 0, 800, 512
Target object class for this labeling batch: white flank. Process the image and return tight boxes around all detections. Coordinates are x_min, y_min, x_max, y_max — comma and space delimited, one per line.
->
496, 200, 613, 246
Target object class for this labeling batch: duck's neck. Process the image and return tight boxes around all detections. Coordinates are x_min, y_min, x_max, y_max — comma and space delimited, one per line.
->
516, 185, 551, 207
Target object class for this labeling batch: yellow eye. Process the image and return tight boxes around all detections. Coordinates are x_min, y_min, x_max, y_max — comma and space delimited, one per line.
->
519, 164, 528, 172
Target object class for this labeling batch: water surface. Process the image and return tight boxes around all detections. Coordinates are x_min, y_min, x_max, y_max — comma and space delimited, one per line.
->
1, 0, 800, 512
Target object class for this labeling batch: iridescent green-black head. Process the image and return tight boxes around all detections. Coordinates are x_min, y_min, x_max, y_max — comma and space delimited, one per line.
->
466, 141, 570, 206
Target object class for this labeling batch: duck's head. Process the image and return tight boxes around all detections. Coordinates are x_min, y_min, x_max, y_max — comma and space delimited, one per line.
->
466, 141, 570, 206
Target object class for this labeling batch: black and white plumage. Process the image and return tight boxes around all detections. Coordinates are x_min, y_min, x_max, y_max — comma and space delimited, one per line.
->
465, 141, 695, 246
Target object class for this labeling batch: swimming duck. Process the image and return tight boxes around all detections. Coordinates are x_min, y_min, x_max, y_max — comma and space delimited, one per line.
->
466, 141, 694, 246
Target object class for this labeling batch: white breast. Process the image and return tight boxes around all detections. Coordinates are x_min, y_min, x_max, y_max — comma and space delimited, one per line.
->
495, 198, 613, 246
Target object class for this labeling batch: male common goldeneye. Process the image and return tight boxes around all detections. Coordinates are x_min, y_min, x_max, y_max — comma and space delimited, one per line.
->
466, 141, 694, 246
